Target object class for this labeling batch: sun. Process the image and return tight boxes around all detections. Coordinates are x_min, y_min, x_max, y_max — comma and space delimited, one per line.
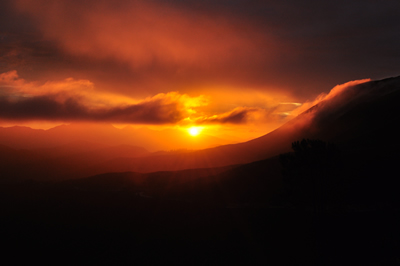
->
188, 126, 202, 137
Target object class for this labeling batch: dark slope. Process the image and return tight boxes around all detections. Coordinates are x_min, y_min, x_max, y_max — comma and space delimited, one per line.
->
62, 156, 282, 206
2, 148, 400, 265
0, 142, 150, 182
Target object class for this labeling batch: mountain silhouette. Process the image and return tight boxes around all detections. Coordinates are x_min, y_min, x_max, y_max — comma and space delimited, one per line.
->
0, 123, 233, 152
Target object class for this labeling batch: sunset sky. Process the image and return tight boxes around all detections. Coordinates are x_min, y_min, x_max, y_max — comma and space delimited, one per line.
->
1, 0, 399, 141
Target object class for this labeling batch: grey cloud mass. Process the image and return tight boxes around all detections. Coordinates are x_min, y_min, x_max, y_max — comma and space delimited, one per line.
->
0, 95, 184, 124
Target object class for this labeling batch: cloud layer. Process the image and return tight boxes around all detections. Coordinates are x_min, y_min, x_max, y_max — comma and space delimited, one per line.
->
1, 70, 291, 125
14, 0, 271, 67
0, 71, 209, 124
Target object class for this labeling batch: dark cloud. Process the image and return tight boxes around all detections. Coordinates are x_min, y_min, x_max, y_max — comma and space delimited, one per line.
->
0, 95, 184, 124
194, 107, 259, 124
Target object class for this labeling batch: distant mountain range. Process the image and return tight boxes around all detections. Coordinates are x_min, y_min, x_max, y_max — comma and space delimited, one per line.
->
0, 123, 235, 151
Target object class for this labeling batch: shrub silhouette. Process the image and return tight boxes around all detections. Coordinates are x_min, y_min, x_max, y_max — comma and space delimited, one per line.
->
280, 139, 341, 212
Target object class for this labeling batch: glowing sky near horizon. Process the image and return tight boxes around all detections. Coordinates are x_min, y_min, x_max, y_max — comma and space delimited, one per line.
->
0, 0, 399, 142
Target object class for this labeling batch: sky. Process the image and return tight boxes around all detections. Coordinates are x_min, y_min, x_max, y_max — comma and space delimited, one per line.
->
1, 0, 399, 140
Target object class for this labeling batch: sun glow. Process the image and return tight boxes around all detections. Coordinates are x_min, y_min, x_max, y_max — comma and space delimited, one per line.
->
188, 126, 202, 136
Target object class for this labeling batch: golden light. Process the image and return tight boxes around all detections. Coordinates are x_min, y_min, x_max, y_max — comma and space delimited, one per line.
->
188, 126, 202, 137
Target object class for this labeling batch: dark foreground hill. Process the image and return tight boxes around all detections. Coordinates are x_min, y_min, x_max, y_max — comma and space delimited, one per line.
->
1, 146, 400, 265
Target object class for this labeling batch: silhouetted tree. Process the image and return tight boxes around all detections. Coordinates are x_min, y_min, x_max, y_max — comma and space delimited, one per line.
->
280, 139, 342, 264
280, 139, 341, 213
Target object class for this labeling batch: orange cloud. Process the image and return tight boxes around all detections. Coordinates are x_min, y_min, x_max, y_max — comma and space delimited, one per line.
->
193, 107, 259, 125
190, 101, 302, 126
0, 71, 209, 124
0, 92, 198, 124
289, 79, 371, 117
14, 0, 273, 68
0, 70, 25, 86
0, 71, 299, 131
278, 78, 380, 140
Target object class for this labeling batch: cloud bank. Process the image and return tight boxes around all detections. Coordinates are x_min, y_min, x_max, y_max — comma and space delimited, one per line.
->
0, 71, 209, 124
2, 70, 290, 125
2, 70, 395, 132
